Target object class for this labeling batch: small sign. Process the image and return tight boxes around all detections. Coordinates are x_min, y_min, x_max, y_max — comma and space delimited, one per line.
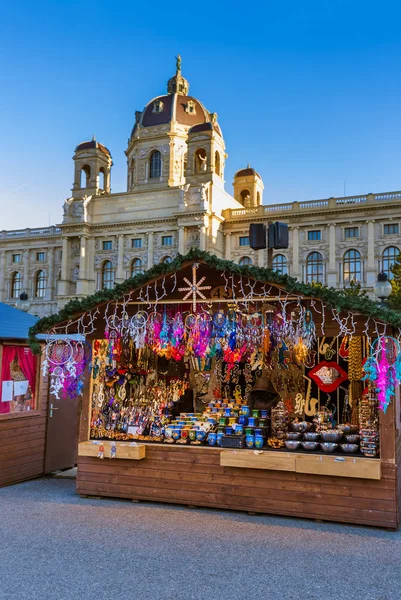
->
1, 381, 13, 402
14, 380, 29, 396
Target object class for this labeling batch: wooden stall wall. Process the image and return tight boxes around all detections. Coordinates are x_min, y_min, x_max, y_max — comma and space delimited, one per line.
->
0, 346, 48, 487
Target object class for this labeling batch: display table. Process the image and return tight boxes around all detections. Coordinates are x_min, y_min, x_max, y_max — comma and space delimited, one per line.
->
76, 443, 397, 528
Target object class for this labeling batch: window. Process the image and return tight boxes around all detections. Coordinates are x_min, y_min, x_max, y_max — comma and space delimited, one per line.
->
239, 236, 250, 247
162, 236, 173, 246
382, 246, 400, 279
80, 165, 91, 188
131, 258, 143, 276
101, 261, 115, 289
149, 150, 162, 179
160, 256, 172, 264
307, 230, 321, 241
384, 223, 399, 235
194, 148, 207, 173
240, 189, 251, 206
239, 256, 253, 266
98, 168, 105, 190
343, 249, 361, 284
185, 100, 196, 115
306, 251, 324, 284
35, 270, 46, 297
152, 100, 164, 114
11, 272, 21, 298
215, 151, 221, 176
0, 346, 37, 414
272, 254, 288, 275
102, 241, 112, 251
132, 238, 142, 249
344, 227, 359, 238
36, 252, 46, 262
12, 254, 21, 263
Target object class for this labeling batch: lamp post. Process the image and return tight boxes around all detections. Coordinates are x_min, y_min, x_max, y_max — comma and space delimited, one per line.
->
373, 272, 392, 305
15, 291, 31, 313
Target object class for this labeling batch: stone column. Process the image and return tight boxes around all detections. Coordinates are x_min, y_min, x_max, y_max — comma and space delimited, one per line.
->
291, 227, 300, 279
116, 235, 125, 283
87, 238, 96, 294
366, 220, 376, 286
178, 227, 185, 254
147, 232, 154, 268
0, 251, 6, 301
45, 247, 55, 301
258, 249, 265, 267
59, 238, 70, 296
76, 236, 88, 295
200, 226, 207, 251
23, 249, 30, 294
327, 224, 337, 287
224, 232, 231, 260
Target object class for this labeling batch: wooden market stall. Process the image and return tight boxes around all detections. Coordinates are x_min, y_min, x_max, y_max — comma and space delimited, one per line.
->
30, 250, 401, 528
0, 303, 47, 487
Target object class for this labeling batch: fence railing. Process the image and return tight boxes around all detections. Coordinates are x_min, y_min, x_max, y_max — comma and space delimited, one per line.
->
0, 226, 61, 239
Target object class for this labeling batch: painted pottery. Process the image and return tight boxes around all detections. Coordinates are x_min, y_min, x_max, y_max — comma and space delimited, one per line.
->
235, 425, 244, 435
189, 430, 197, 441
172, 429, 181, 441
196, 430, 206, 442
241, 406, 250, 417
252, 410, 260, 418
261, 410, 269, 419
248, 417, 258, 427
225, 426, 234, 435
245, 427, 253, 436
255, 435, 264, 449
208, 433, 217, 446
238, 415, 248, 426
217, 432, 224, 446
245, 434, 255, 448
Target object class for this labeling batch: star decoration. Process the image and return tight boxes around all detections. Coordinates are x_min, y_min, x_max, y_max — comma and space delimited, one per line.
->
178, 263, 211, 311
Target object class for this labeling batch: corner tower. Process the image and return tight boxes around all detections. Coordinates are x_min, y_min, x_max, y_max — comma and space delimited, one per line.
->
72, 137, 113, 198
233, 166, 264, 207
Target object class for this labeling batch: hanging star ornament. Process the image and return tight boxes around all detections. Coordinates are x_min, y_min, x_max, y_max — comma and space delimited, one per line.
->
178, 263, 211, 311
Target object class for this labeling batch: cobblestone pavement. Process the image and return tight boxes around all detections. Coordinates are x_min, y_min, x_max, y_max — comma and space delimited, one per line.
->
1, 477, 401, 600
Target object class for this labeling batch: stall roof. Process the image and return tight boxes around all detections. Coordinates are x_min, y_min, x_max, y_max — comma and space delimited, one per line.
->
0, 303, 39, 340
29, 249, 401, 348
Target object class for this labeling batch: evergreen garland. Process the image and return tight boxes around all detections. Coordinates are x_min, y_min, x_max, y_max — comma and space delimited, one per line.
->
28, 248, 401, 353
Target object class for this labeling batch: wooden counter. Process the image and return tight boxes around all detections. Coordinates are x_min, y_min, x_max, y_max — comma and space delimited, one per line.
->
77, 444, 398, 528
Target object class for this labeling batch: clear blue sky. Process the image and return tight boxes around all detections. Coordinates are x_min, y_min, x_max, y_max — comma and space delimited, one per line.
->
1, 0, 400, 229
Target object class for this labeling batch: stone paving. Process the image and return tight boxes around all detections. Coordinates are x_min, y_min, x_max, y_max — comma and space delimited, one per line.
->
1, 477, 401, 600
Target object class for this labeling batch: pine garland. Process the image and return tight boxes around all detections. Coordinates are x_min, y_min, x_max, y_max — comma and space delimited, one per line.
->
28, 248, 401, 354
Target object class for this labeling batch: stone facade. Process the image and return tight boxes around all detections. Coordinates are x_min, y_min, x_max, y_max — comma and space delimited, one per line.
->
1, 60, 401, 317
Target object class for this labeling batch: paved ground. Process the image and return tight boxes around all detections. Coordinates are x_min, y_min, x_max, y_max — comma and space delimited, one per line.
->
1, 478, 401, 600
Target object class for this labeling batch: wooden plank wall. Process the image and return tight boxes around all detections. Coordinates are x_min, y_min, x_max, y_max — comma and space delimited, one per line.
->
0, 348, 48, 487
77, 444, 398, 528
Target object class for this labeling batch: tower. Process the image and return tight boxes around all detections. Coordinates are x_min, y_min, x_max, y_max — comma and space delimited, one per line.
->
233, 166, 264, 207
72, 137, 113, 197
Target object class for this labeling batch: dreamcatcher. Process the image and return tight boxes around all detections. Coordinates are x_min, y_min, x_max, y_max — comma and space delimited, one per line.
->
43, 340, 91, 399
363, 336, 401, 413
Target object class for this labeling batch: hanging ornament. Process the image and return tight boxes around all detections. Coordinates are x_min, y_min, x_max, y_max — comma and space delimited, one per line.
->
178, 262, 211, 311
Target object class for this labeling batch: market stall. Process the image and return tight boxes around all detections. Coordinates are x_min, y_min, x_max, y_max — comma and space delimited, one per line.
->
30, 250, 401, 528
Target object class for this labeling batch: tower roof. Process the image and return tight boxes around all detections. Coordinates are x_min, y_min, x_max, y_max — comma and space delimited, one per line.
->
75, 138, 111, 157
234, 166, 261, 179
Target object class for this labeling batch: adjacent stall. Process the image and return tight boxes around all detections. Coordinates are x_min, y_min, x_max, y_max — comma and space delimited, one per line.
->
30, 250, 401, 528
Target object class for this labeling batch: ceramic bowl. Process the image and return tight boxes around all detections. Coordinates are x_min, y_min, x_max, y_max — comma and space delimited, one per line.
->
301, 441, 319, 451
320, 442, 338, 453
345, 434, 360, 444
321, 431, 343, 443
285, 440, 301, 451
338, 424, 359, 435
286, 432, 302, 440
291, 421, 312, 433
303, 432, 320, 441
340, 443, 359, 454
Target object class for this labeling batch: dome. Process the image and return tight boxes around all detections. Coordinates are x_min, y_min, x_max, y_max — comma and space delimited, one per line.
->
75, 139, 111, 156
189, 121, 223, 137
234, 166, 261, 179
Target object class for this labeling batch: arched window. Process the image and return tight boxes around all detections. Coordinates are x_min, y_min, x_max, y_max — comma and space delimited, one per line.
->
80, 165, 91, 188
131, 258, 143, 276
272, 254, 287, 275
382, 246, 400, 279
194, 148, 207, 173
128, 159, 135, 189
215, 151, 221, 176
343, 249, 361, 284
35, 270, 46, 298
101, 260, 115, 289
257, 191, 261, 205
239, 256, 253, 266
306, 252, 324, 284
240, 189, 251, 207
98, 168, 105, 190
11, 272, 21, 299
160, 256, 172, 264
149, 150, 161, 179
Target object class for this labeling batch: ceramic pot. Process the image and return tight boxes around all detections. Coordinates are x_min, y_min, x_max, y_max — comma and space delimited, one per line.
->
254, 428, 263, 436
252, 409, 260, 418
248, 417, 258, 427
189, 430, 197, 441
254, 435, 264, 449
245, 427, 253, 436
196, 430, 206, 442
172, 429, 181, 441
224, 408, 232, 417
228, 417, 237, 427
245, 434, 255, 449
235, 425, 244, 435
238, 415, 248, 426
180, 429, 189, 440
208, 433, 217, 446
261, 410, 269, 419
219, 417, 228, 426
241, 406, 250, 417
258, 419, 266, 428
217, 432, 224, 446
225, 426, 234, 435
212, 407, 218, 413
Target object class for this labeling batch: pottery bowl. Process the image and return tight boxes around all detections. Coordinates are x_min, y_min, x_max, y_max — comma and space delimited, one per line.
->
321, 431, 343, 443
340, 444, 359, 454
320, 442, 338, 453
345, 434, 360, 444
286, 432, 302, 440
303, 432, 320, 441
291, 421, 312, 433
338, 424, 359, 435
301, 441, 319, 451
285, 440, 301, 451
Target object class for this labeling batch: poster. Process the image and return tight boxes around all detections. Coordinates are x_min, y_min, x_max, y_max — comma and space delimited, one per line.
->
1, 381, 13, 402
14, 380, 29, 396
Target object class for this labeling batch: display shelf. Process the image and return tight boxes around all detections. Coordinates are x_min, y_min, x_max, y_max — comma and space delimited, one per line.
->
220, 449, 381, 480
78, 441, 146, 460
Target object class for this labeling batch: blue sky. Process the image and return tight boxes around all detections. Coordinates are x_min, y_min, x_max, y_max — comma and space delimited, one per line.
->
1, 0, 400, 229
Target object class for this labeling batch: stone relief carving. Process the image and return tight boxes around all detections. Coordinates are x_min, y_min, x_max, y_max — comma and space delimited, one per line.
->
179, 183, 210, 210
63, 195, 91, 222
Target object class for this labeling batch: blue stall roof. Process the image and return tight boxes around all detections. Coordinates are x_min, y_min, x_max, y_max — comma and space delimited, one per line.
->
0, 303, 39, 340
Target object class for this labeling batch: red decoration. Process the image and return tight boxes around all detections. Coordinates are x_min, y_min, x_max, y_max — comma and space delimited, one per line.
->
308, 361, 348, 392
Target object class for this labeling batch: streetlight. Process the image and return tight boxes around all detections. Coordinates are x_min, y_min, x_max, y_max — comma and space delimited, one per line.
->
15, 291, 31, 313
374, 272, 392, 305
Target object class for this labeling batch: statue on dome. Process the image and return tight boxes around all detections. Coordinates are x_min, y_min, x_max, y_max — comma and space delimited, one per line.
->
176, 54, 182, 72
